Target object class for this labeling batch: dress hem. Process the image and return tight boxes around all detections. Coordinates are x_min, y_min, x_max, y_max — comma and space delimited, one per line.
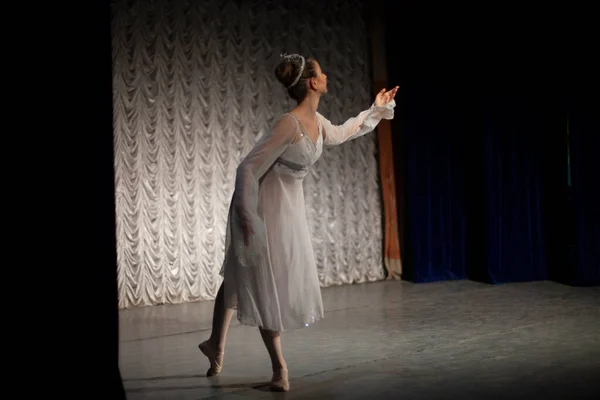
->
236, 313, 325, 332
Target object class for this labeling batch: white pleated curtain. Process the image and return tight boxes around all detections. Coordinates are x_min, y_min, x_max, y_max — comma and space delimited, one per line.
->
112, 0, 384, 309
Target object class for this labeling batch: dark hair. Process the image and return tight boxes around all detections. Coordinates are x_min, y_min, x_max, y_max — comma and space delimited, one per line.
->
274, 55, 318, 103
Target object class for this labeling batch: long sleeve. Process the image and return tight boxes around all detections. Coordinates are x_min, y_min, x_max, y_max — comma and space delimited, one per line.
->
232, 114, 298, 213
317, 100, 396, 146
225, 113, 298, 268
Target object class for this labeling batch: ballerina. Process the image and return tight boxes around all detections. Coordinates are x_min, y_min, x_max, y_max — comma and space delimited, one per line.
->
199, 53, 398, 392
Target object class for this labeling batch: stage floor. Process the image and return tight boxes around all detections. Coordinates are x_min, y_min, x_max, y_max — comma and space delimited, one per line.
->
119, 279, 600, 399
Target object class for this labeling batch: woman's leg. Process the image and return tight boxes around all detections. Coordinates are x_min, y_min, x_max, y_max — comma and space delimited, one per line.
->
259, 328, 289, 391
199, 282, 234, 376
209, 282, 234, 351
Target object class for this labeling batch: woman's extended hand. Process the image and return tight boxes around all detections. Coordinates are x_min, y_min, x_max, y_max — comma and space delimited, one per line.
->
374, 86, 399, 106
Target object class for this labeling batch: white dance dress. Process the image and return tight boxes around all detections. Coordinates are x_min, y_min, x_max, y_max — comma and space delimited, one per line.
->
220, 100, 396, 331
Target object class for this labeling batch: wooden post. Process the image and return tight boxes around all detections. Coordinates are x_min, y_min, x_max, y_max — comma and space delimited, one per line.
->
368, 0, 402, 279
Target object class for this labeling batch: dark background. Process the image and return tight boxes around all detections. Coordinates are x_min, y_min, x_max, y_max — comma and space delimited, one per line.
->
385, 0, 598, 287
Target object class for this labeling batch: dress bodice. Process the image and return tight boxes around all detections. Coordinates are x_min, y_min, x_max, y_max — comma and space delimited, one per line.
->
275, 114, 323, 177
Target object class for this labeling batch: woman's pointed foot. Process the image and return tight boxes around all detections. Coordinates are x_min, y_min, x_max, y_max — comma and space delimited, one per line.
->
198, 340, 224, 377
270, 368, 290, 392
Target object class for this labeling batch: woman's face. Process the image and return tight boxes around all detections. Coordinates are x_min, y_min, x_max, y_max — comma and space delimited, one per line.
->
311, 61, 328, 94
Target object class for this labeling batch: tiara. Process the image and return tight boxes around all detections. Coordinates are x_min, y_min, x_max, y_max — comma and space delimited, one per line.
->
280, 53, 305, 89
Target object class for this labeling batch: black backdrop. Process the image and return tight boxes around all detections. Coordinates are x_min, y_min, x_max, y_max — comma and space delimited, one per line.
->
385, 1, 599, 286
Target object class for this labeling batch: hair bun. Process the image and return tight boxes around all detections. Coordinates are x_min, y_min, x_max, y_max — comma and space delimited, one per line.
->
273, 53, 316, 103
276, 53, 306, 89
275, 54, 301, 88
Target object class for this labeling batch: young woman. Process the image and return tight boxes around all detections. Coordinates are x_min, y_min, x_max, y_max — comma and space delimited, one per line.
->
199, 53, 398, 392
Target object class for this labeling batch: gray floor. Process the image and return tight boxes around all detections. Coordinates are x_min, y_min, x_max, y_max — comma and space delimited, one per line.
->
119, 280, 600, 399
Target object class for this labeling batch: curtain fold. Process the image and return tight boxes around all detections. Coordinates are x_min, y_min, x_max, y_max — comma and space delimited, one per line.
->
401, 84, 467, 282
480, 91, 548, 283
566, 92, 600, 286
370, 0, 402, 280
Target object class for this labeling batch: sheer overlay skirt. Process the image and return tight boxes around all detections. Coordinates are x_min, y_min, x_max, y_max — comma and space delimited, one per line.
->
221, 164, 324, 331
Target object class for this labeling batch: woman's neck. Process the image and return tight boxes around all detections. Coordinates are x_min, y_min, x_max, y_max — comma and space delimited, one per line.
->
294, 93, 320, 116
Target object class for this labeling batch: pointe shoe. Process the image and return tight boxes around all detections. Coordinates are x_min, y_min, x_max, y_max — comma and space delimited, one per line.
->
270, 368, 290, 392
198, 340, 224, 376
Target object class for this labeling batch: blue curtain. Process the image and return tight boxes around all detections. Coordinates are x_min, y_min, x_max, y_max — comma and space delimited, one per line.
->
399, 84, 467, 282
385, 0, 597, 287
479, 91, 548, 283
394, 81, 592, 286
565, 93, 600, 286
